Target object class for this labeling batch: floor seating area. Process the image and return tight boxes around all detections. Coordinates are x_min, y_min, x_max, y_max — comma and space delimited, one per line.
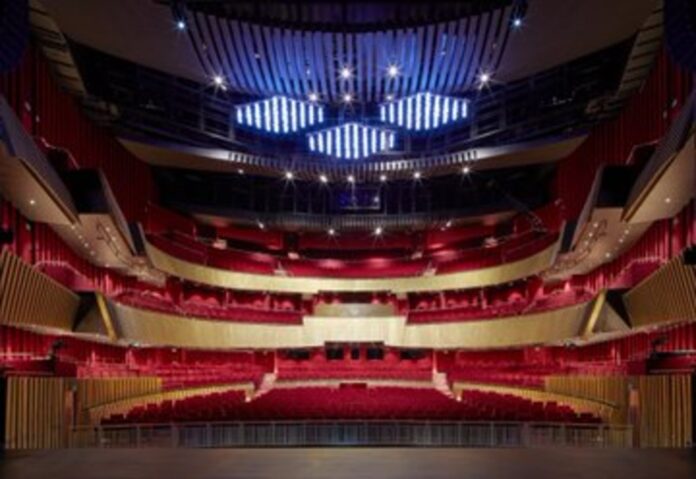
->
103, 386, 598, 424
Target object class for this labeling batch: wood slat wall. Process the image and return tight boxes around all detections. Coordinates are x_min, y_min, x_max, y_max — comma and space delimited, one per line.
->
623, 254, 696, 327
452, 382, 621, 423
85, 383, 254, 425
0, 250, 79, 329
545, 376, 630, 424
4, 377, 67, 449
4, 377, 164, 449
638, 375, 693, 448
76, 377, 162, 425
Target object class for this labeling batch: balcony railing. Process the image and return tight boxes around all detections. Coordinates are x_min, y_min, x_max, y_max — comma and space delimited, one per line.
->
68, 421, 633, 449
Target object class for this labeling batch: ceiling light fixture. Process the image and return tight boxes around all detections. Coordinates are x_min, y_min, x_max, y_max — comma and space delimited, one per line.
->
379, 174, 387, 183
176, 20, 186, 31
339, 66, 353, 80
512, 17, 522, 28
413, 171, 422, 180
308, 92, 319, 102
342, 93, 353, 103
347, 174, 355, 184
328, 228, 336, 236
386, 64, 400, 78
319, 174, 328, 184
29, 199, 35, 206
374, 226, 383, 236
284, 171, 294, 180
477, 72, 492, 89
462, 165, 471, 175
258, 222, 265, 230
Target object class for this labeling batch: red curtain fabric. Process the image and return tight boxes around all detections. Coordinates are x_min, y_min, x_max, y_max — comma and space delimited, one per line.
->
554, 51, 693, 218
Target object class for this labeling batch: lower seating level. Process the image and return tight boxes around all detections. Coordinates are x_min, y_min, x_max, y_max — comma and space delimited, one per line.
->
103, 386, 598, 424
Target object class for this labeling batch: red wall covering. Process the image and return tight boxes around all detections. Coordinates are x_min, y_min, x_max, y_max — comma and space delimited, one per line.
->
555, 51, 693, 218
0, 45, 152, 221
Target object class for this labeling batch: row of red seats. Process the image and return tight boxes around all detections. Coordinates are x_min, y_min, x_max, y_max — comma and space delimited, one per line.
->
104, 387, 599, 424
115, 292, 303, 324
407, 290, 592, 324
149, 229, 557, 279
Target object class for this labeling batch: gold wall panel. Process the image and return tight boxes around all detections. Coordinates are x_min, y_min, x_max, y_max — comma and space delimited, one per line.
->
84, 383, 254, 425
623, 255, 696, 328
453, 382, 621, 423
638, 375, 692, 448
145, 236, 559, 294
0, 250, 80, 330
545, 376, 630, 424
4, 377, 68, 449
110, 298, 592, 350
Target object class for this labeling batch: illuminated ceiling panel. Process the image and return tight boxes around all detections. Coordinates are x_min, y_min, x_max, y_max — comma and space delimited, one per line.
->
235, 96, 325, 134
307, 123, 395, 160
379, 92, 469, 131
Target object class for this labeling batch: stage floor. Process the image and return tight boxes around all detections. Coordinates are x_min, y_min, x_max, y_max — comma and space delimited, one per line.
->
2, 448, 696, 479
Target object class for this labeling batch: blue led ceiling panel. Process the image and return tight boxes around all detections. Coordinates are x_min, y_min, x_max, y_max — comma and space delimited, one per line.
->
235, 96, 325, 134
307, 123, 396, 160
379, 92, 468, 131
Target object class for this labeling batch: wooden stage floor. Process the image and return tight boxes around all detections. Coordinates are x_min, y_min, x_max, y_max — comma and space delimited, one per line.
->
2, 448, 696, 479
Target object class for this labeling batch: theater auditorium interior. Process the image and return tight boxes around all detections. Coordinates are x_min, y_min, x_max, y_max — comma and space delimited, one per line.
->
0, 0, 696, 477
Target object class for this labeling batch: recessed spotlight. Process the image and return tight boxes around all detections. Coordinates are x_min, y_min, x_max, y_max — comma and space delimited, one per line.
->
90, 251, 95, 256
347, 174, 355, 183
319, 174, 328, 184
328, 228, 336, 236
445, 220, 453, 228
284, 171, 294, 180
374, 226, 383, 236
588, 232, 594, 238
29, 199, 35, 206
308, 92, 319, 102
379, 174, 387, 182
339, 66, 353, 80
462, 165, 471, 175
665, 197, 672, 203
258, 222, 265, 230
237, 168, 244, 175
619, 238, 625, 243
176, 20, 186, 31
373, 195, 380, 204
385, 94, 395, 102
512, 17, 522, 28
593, 222, 599, 228
342, 93, 353, 103
477, 72, 492, 89
386, 64, 400, 78
213, 75, 224, 86
413, 171, 422, 180
605, 252, 611, 259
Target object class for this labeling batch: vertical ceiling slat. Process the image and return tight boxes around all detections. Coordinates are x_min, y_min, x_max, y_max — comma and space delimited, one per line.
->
229, 20, 260, 94
444, 18, 469, 92
261, 26, 284, 95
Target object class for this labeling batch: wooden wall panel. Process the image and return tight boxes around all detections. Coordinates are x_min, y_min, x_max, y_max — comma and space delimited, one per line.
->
545, 376, 630, 424
84, 383, 254, 425
110, 298, 592, 350
0, 250, 79, 329
453, 382, 621, 423
623, 255, 696, 327
4, 377, 67, 449
638, 375, 693, 448
75, 377, 162, 426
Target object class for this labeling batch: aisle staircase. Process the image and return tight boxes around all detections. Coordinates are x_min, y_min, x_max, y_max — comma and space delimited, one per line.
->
252, 372, 277, 400
432, 371, 455, 398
